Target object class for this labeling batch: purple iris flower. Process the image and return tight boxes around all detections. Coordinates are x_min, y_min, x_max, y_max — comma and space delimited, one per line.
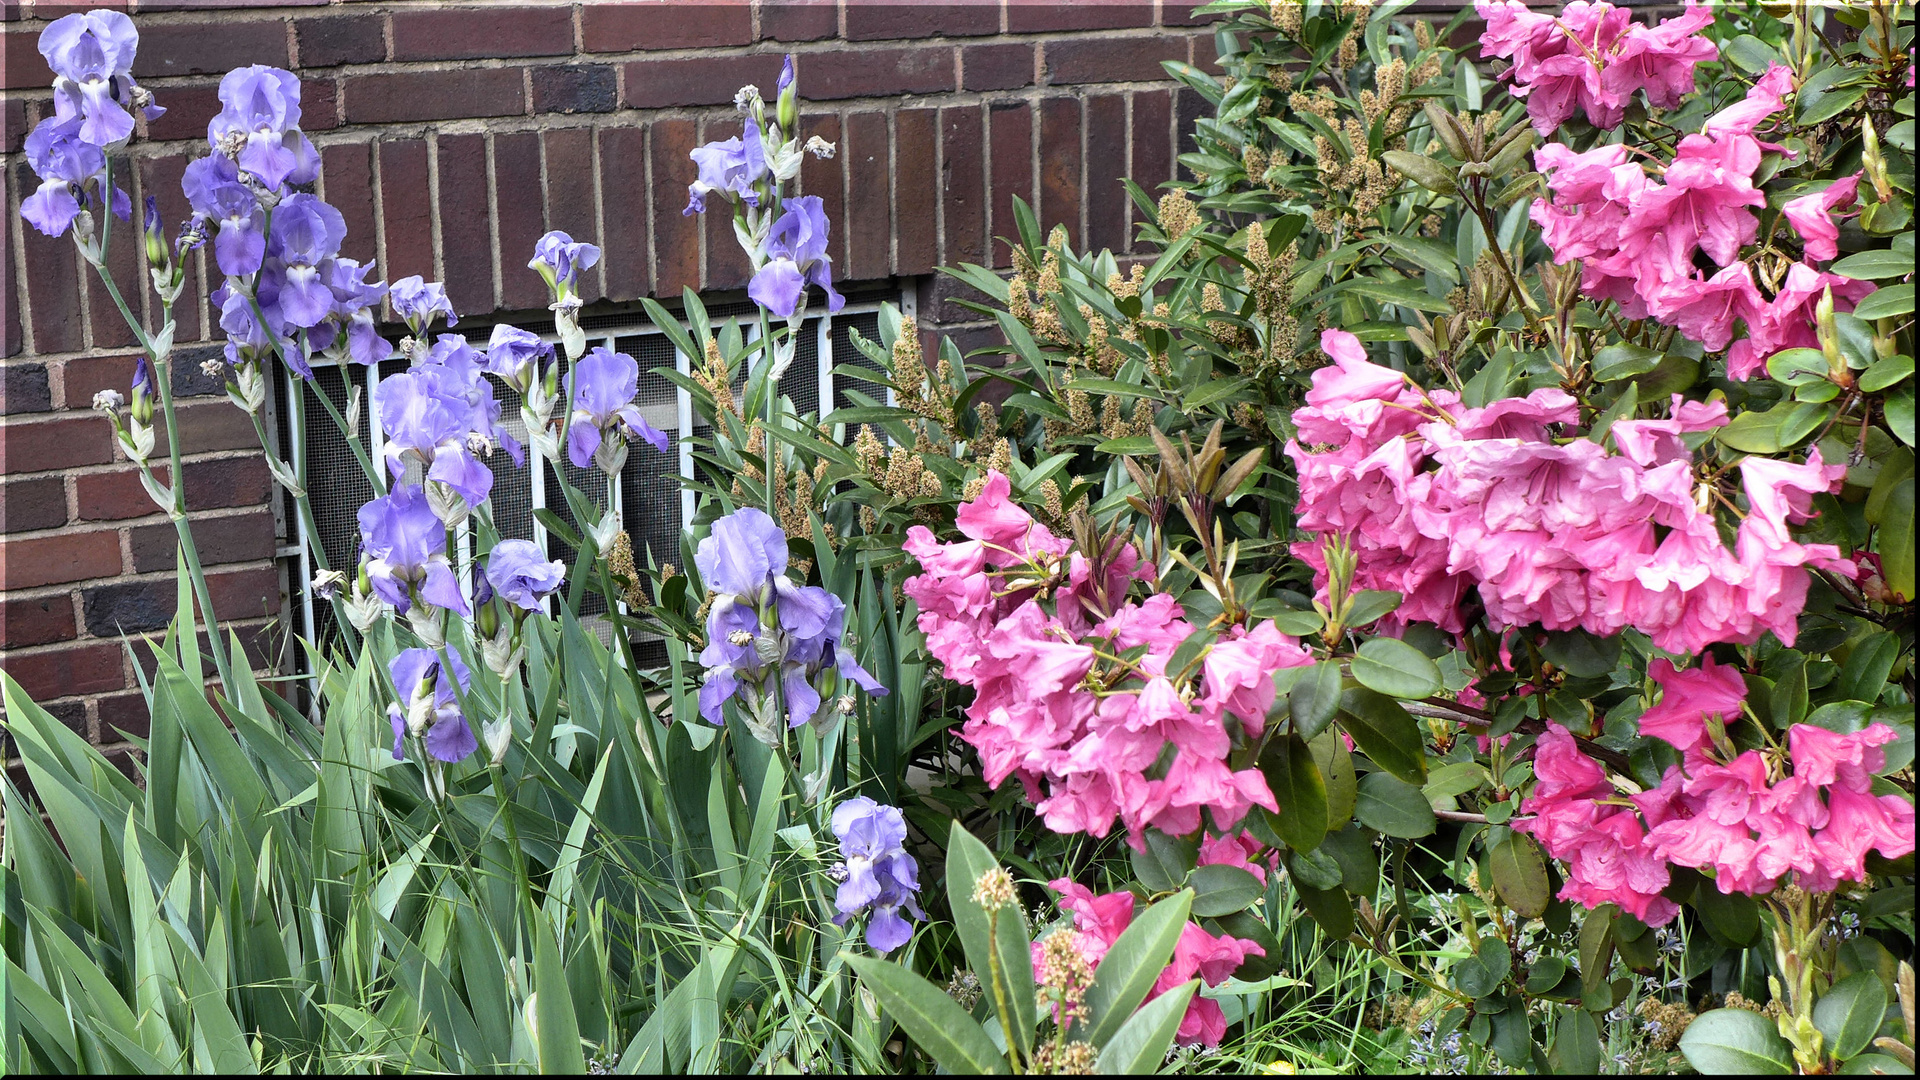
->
357, 483, 470, 616
776, 54, 796, 96
684, 118, 768, 216
566, 346, 671, 470
529, 230, 601, 295
182, 154, 266, 277
38, 10, 156, 148
484, 324, 551, 388
386, 647, 478, 763
377, 368, 493, 505
131, 355, 153, 401
389, 276, 456, 333
748, 195, 845, 319
484, 539, 567, 610
211, 280, 309, 376
783, 589, 886, 727
315, 257, 389, 365
828, 797, 924, 953
19, 116, 106, 237
207, 65, 320, 193
426, 334, 524, 466
263, 194, 346, 328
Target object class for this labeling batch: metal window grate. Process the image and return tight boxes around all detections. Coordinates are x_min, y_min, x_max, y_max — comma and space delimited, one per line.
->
278, 293, 908, 665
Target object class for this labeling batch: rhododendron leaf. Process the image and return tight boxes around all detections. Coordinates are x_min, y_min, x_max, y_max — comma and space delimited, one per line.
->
1592, 343, 1664, 383
1261, 733, 1329, 854
1486, 1003, 1534, 1066
1860, 355, 1914, 393
1286, 848, 1343, 892
1767, 348, 1833, 387
1206, 909, 1284, 982
1538, 629, 1621, 680
1769, 657, 1810, 730
1351, 638, 1443, 700
1338, 689, 1428, 785
1680, 1008, 1795, 1074
1289, 662, 1343, 741
1692, 888, 1761, 947
1879, 479, 1915, 599
1451, 935, 1510, 998
1294, 880, 1354, 940
1320, 824, 1378, 895
1076, 889, 1192, 1049
1310, 729, 1359, 827
944, 821, 1034, 1057
1853, 284, 1914, 321
1342, 590, 1402, 628
1718, 403, 1793, 453
1131, 829, 1198, 895
1550, 1007, 1603, 1075
1588, 382, 1640, 448
1191, 864, 1265, 916
1885, 386, 1915, 447
1838, 632, 1899, 703
1865, 447, 1913, 522
1831, 249, 1916, 280
1626, 353, 1701, 400
1353, 773, 1434, 839
1523, 956, 1567, 994
845, 955, 1010, 1075
1796, 380, 1844, 404
1488, 834, 1549, 919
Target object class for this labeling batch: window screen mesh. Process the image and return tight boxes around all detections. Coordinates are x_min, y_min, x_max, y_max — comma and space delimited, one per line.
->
832, 311, 887, 413
487, 382, 536, 543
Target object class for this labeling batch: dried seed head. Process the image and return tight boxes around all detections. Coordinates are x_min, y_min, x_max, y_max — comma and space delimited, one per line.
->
971, 867, 1016, 912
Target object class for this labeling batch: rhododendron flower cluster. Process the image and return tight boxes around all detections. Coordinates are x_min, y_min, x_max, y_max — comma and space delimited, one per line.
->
902, 472, 1314, 846
1043, 880, 1264, 1046
1286, 330, 1854, 653
1517, 661, 1914, 923
1529, 61, 1878, 380
1477, 0, 1717, 135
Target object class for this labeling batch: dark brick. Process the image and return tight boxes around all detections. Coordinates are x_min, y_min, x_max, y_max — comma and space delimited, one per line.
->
1175, 87, 1207, 180
2, 642, 123, 703
344, 68, 525, 125
378, 139, 433, 286
1, 529, 122, 590
104, 749, 143, 783
44, 699, 89, 740
622, 54, 772, 110
962, 42, 1033, 92
1191, 30, 1225, 76
321, 142, 379, 265
75, 466, 162, 522
896, 108, 938, 276
799, 113, 845, 273
143, 84, 222, 142
137, 155, 203, 343
302, 76, 339, 130
83, 578, 173, 635
3, 24, 46, 88
437, 134, 494, 317
391, 7, 573, 61
18, 163, 84, 354
987, 100, 1032, 267
0, 413, 115, 474
132, 19, 289, 78
296, 14, 386, 67
701, 117, 752, 292
1038, 98, 1082, 247
1, 476, 65, 533
929, 270, 998, 328
939, 106, 985, 271
3, 93, 23, 154
583, 1, 751, 50
760, 0, 836, 42
130, 509, 275, 574
1044, 35, 1187, 85
803, 46, 955, 100
845, 0, 997, 41
97, 691, 149, 741
2, 363, 49, 414
182, 456, 271, 513
1163, 1, 1228, 26
543, 127, 602, 298
597, 126, 651, 303
1131, 88, 1173, 214
208, 566, 280, 623
649, 119, 700, 299
494, 131, 548, 311
844, 111, 890, 282
532, 64, 617, 115
0, 593, 74, 649
155, 399, 259, 456
1010, 0, 1154, 32
1086, 94, 1129, 255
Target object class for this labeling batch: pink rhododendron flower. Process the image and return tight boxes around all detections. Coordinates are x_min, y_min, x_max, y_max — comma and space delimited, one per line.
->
1782, 173, 1863, 262
1636, 655, 1748, 762
1703, 62, 1795, 140
1478, 0, 1715, 134
1198, 832, 1275, 885
1724, 264, 1877, 380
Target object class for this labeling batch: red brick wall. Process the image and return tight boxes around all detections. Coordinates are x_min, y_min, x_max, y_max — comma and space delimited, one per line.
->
1, 0, 1219, 773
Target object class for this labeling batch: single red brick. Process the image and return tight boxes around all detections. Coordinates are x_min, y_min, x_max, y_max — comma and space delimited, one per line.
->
1175, 87, 1207, 179
962, 42, 1032, 92
209, 565, 281, 623
798, 113, 845, 273
1009, 0, 1153, 32
155, 399, 259, 457
302, 76, 339, 130
597, 126, 652, 303
0, 529, 122, 590
17, 163, 84, 354
75, 466, 165, 523
845, 0, 997, 41
1038, 98, 1082, 248
2, 362, 49, 414
1163, 0, 1226, 26
986, 101, 1033, 266
1131, 88, 1173, 220
3, 642, 124, 700
1085, 94, 1129, 255
296, 14, 386, 67
1, 476, 65, 534
391, 7, 573, 60
321, 142, 379, 265
649, 118, 700, 299
436, 134, 495, 317
3, 24, 47, 88
895, 109, 938, 277
1044, 35, 1187, 85
532, 64, 617, 115
938, 106, 986, 271
760, 0, 836, 42
844, 111, 890, 283
142, 83, 222, 142
0, 413, 116, 474
2, 185, 20, 361
182, 455, 270, 513
96, 690, 150, 741
132, 19, 289, 78
622, 54, 772, 110
1191, 30, 1226, 76
378, 138, 434, 287
802, 46, 956, 100
81, 577, 175, 635
130, 508, 275, 573
542, 127, 602, 298
2, 93, 22, 154
493, 131, 548, 311
583, 1, 751, 50
0, 593, 75, 649
344, 68, 525, 125
136, 154, 202, 343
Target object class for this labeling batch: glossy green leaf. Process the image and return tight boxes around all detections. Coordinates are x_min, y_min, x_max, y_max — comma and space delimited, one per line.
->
1880, 478, 1915, 600
1680, 1009, 1794, 1074
1261, 733, 1329, 853
947, 821, 1035, 1055
1488, 833, 1550, 918
1592, 343, 1664, 381
1451, 935, 1511, 998
1853, 284, 1914, 320
1351, 637, 1444, 699
1831, 249, 1915, 280
1191, 864, 1265, 917
1079, 890, 1194, 1049
1551, 1007, 1603, 1075
1289, 661, 1344, 741
1095, 981, 1197, 1074
1814, 972, 1890, 1061
1353, 772, 1436, 839
1337, 688, 1429, 785
847, 956, 1010, 1074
